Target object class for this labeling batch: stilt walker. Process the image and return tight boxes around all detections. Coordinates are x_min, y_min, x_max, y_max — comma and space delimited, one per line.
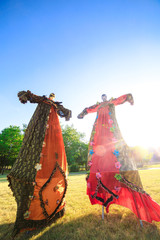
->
78, 93, 160, 224
8, 90, 71, 238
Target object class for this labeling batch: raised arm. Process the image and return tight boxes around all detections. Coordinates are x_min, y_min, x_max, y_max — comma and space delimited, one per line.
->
18, 90, 72, 121
110, 93, 134, 106
56, 105, 72, 121
77, 103, 100, 119
18, 90, 47, 104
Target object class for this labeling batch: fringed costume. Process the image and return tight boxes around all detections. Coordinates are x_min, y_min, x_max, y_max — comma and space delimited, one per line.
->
78, 94, 160, 223
8, 90, 71, 238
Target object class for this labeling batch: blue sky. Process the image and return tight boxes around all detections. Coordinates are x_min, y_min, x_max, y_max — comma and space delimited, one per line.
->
0, 0, 160, 148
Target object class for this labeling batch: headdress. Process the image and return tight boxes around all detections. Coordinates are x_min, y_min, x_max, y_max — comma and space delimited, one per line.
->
49, 93, 55, 98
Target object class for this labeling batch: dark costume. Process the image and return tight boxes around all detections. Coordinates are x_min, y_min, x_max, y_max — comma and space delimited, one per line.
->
7, 90, 71, 238
78, 94, 160, 223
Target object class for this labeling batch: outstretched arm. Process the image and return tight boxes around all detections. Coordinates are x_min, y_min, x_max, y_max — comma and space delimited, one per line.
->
18, 90, 72, 121
57, 105, 72, 121
77, 103, 100, 119
110, 93, 134, 106
18, 90, 47, 104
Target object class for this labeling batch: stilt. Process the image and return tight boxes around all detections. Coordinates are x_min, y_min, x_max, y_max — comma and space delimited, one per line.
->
140, 220, 143, 227
102, 205, 104, 219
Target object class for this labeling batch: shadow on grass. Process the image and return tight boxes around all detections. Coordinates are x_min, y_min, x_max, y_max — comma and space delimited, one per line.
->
0, 223, 14, 240
0, 174, 7, 182
68, 171, 86, 176
1, 212, 160, 240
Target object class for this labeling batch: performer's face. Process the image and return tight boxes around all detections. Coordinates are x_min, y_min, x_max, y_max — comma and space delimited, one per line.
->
49, 96, 55, 101
102, 95, 107, 102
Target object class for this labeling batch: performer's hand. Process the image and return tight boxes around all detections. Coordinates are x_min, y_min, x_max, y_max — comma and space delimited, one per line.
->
129, 98, 134, 105
17, 91, 28, 103
127, 94, 134, 105
77, 108, 88, 119
77, 113, 83, 119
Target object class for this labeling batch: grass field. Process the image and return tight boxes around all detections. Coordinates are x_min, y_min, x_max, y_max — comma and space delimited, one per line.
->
1, 167, 160, 240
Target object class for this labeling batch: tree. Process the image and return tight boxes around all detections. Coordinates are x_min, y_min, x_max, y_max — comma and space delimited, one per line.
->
0, 124, 88, 173
151, 148, 160, 163
131, 146, 152, 167
22, 123, 27, 134
0, 126, 23, 171
61, 124, 88, 170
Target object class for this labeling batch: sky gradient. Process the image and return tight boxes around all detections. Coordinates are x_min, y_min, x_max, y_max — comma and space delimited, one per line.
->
1, 0, 160, 148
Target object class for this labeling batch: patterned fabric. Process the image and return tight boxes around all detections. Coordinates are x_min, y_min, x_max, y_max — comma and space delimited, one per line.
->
78, 94, 160, 223
8, 91, 71, 238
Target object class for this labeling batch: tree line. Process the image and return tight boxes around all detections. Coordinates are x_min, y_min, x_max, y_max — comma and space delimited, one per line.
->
0, 124, 88, 173
1, 125, 159, 174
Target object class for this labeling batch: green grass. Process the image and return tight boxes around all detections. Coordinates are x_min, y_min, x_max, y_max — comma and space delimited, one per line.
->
138, 164, 160, 170
0, 175, 8, 182
1, 169, 160, 240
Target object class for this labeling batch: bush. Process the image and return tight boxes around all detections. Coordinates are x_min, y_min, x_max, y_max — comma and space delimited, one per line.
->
69, 163, 79, 172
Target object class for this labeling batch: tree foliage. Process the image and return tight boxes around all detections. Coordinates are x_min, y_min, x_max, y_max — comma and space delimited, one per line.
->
0, 126, 23, 169
61, 124, 88, 169
131, 146, 153, 167
2, 124, 159, 173
0, 124, 89, 172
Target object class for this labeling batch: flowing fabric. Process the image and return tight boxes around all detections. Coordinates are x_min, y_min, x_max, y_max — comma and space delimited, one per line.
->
78, 94, 160, 223
7, 90, 71, 238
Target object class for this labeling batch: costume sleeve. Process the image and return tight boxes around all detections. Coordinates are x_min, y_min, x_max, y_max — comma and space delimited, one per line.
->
17, 90, 47, 104
77, 103, 100, 119
18, 90, 72, 121
111, 94, 134, 106
57, 105, 72, 121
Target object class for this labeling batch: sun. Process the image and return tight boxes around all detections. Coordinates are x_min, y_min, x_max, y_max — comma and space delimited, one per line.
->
119, 115, 160, 149
123, 128, 159, 149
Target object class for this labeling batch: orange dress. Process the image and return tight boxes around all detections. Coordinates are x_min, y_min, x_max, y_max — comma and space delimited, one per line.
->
7, 90, 71, 238
78, 94, 160, 223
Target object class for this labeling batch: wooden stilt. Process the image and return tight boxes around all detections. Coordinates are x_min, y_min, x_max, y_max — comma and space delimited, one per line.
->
102, 205, 104, 219
140, 220, 143, 227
